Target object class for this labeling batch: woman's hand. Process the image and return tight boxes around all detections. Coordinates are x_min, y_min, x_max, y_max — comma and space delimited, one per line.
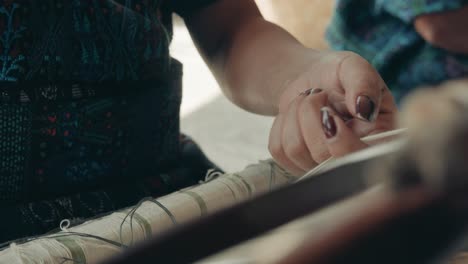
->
414, 5, 468, 54
186, 0, 398, 176
269, 51, 398, 176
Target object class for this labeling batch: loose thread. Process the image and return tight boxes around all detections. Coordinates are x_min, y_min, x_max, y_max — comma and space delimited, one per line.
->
147, 200, 178, 225
119, 198, 149, 246
118, 195, 182, 245
60, 219, 71, 232
269, 161, 274, 192
199, 168, 223, 184
117, 168, 224, 246
116, 168, 240, 245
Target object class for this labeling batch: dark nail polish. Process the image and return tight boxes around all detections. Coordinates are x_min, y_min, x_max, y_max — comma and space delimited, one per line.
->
321, 108, 337, 139
300, 89, 313, 96
356, 95, 376, 122
300, 88, 323, 96
311, 88, 323, 94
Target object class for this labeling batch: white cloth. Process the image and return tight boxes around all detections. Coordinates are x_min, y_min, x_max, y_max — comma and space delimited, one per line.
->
0, 160, 296, 264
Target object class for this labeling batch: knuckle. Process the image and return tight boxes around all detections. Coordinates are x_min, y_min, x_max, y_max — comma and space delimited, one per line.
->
268, 142, 282, 158
337, 51, 373, 69
284, 142, 308, 161
415, 19, 444, 44
336, 50, 358, 58
421, 28, 443, 44
312, 149, 331, 164
302, 92, 326, 110
298, 98, 313, 114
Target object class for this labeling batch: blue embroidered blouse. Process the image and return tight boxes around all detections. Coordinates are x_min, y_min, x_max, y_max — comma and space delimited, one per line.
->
327, 0, 468, 102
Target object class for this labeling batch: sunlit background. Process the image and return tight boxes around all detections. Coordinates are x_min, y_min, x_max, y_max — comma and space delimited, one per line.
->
171, 17, 273, 173
171, 1, 333, 172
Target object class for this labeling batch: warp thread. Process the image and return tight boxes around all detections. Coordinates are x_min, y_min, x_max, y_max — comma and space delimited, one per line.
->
118, 167, 225, 246
199, 169, 223, 184
0, 163, 285, 262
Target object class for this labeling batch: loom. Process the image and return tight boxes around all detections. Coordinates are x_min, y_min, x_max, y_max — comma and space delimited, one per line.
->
2, 80, 468, 263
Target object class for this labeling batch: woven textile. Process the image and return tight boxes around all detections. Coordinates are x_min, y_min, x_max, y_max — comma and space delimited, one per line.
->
0, 159, 295, 264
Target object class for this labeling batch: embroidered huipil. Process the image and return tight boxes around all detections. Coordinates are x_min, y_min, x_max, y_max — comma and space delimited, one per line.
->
0, 0, 218, 241
327, 0, 468, 102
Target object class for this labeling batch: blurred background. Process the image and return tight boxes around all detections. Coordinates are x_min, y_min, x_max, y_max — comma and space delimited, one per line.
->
173, 0, 334, 172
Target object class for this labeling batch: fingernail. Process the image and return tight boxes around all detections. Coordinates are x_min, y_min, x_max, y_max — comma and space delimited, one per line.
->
321, 107, 337, 139
356, 95, 376, 122
311, 88, 323, 94
300, 88, 322, 96
300, 88, 313, 96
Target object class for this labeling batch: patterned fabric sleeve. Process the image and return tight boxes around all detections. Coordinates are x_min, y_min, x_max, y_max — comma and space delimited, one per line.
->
375, 0, 468, 23
171, 0, 221, 17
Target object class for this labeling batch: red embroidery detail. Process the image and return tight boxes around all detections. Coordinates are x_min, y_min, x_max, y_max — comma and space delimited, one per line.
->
46, 128, 57, 136
47, 116, 57, 123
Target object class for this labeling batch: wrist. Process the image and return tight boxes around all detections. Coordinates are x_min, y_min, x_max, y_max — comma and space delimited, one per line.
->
275, 48, 325, 113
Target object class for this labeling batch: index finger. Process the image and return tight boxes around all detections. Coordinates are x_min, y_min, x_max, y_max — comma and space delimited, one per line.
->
337, 53, 385, 122
321, 106, 369, 157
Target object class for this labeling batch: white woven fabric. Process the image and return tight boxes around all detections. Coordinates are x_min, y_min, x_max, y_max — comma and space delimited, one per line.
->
0, 160, 296, 264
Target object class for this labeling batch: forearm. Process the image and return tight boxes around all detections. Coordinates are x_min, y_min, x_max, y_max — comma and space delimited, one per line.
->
219, 18, 321, 115
185, 0, 322, 116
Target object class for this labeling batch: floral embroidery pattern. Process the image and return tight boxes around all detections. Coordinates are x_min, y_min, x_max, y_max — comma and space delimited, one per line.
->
0, 0, 172, 82
0, 3, 25, 81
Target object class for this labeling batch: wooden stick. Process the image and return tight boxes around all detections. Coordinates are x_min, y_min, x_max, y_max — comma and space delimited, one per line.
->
296, 128, 407, 182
